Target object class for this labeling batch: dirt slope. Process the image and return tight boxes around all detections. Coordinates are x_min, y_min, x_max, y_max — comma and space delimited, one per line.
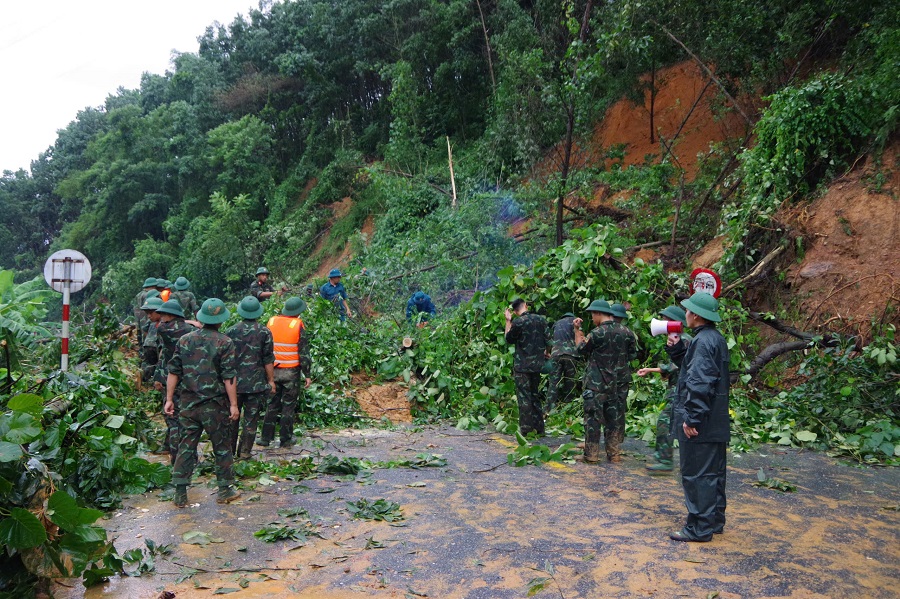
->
783, 142, 900, 335
593, 61, 749, 179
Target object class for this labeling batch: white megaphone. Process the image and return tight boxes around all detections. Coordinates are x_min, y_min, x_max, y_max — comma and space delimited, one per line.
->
650, 318, 683, 336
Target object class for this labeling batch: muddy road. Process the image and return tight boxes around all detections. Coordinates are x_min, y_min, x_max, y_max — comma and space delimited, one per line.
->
59, 426, 899, 598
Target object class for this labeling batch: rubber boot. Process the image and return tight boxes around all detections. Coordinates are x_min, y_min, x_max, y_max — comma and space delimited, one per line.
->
646, 460, 673, 472
216, 486, 242, 504
173, 485, 188, 508
583, 442, 602, 463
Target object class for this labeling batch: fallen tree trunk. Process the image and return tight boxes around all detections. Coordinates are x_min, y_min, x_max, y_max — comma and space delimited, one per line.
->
732, 339, 812, 383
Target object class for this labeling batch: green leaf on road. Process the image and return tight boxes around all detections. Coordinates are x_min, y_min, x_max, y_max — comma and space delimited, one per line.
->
47, 491, 104, 531
0, 441, 23, 462
0, 508, 47, 549
7, 394, 44, 415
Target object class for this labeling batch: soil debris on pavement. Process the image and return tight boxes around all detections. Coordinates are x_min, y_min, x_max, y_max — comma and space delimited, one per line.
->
55, 426, 899, 599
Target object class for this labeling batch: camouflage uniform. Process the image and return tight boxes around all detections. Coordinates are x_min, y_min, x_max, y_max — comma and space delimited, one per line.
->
505, 312, 550, 435
249, 280, 275, 301
577, 321, 637, 461
225, 320, 275, 456
133, 289, 151, 345
141, 322, 159, 382
155, 318, 196, 464
172, 290, 200, 320
168, 328, 238, 489
260, 321, 310, 447
653, 334, 692, 466
547, 315, 580, 412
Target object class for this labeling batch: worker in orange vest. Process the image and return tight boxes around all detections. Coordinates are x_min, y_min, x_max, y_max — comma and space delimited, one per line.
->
260, 297, 311, 449
160, 279, 173, 303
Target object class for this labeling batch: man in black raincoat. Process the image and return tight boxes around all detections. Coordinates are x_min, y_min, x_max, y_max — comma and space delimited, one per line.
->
669, 291, 730, 542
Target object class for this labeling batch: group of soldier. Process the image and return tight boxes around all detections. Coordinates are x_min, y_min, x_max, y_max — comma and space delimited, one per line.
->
505, 291, 731, 543
133, 266, 729, 542
134, 272, 315, 508
133, 266, 441, 509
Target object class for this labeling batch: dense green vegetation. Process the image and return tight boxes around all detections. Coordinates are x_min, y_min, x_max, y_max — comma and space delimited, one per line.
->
0, 0, 898, 593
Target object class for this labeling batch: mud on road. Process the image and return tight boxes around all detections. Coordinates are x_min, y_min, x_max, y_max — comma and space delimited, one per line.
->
60, 427, 899, 599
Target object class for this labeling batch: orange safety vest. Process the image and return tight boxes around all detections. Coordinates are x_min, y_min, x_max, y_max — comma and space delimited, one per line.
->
160, 289, 171, 302
267, 315, 304, 368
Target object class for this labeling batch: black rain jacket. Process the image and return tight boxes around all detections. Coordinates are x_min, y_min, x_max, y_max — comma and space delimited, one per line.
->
673, 324, 731, 442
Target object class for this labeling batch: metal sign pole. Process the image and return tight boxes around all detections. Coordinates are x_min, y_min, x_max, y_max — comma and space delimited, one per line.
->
44, 250, 91, 373
61, 258, 72, 371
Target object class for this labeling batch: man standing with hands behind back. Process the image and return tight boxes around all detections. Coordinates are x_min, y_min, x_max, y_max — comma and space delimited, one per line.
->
669, 292, 730, 542
504, 298, 550, 436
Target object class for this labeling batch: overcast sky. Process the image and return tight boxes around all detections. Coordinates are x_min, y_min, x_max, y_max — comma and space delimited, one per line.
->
0, 0, 262, 174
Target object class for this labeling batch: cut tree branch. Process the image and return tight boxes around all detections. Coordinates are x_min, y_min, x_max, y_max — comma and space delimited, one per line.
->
722, 245, 786, 294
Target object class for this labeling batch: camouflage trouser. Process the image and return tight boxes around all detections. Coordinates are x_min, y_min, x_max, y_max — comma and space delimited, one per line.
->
172, 397, 235, 488
583, 389, 625, 459
232, 391, 267, 457
261, 368, 302, 445
141, 347, 157, 383
163, 389, 181, 465
546, 356, 579, 412
654, 389, 676, 464
514, 371, 544, 436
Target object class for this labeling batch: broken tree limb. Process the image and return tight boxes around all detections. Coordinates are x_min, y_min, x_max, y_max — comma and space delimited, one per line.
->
748, 311, 817, 341
384, 251, 478, 282
447, 136, 458, 208
733, 339, 812, 383
722, 245, 786, 294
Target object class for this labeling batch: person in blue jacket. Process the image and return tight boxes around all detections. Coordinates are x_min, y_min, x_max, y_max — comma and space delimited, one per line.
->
320, 268, 353, 320
406, 291, 436, 325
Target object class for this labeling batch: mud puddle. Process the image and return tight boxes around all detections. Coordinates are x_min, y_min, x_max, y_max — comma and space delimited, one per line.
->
54, 427, 899, 598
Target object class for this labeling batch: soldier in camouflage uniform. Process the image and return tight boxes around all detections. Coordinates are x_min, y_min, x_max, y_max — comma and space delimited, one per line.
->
164, 298, 241, 507
172, 277, 200, 320
504, 298, 550, 436
154, 300, 197, 464
637, 306, 691, 471
250, 267, 277, 302
133, 278, 157, 346
610, 302, 638, 447
546, 312, 581, 413
140, 294, 163, 384
574, 299, 637, 463
225, 296, 276, 458
261, 297, 311, 448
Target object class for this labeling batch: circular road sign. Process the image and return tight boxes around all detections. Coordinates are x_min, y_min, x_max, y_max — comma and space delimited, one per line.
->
690, 267, 722, 298
43, 249, 92, 293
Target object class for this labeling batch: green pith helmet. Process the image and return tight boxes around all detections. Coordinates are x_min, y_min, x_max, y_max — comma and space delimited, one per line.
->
155, 279, 165, 288
610, 303, 628, 318
681, 292, 721, 323
174, 276, 190, 291
282, 297, 307, 317
256, 267, 270, 276
660, 305, 688, 326
328, 268, 342, 278
197, 298, 231, 324
164, 279, 173, 289
586, 299, 614, 315
156, 299, 185, 318
141, 297, 164, 311
237, 296, 264, 319
142, 277, 157, 288
145, 289, 161, 299
563, 312, 576, 318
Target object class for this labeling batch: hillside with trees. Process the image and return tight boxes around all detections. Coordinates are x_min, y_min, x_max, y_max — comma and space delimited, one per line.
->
0, 1, 898, 594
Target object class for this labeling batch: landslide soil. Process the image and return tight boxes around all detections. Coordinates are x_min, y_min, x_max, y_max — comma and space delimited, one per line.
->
57, 427, 899, 599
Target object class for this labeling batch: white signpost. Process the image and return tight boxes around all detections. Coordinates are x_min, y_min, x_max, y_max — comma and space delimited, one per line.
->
43, 250, 92, 371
